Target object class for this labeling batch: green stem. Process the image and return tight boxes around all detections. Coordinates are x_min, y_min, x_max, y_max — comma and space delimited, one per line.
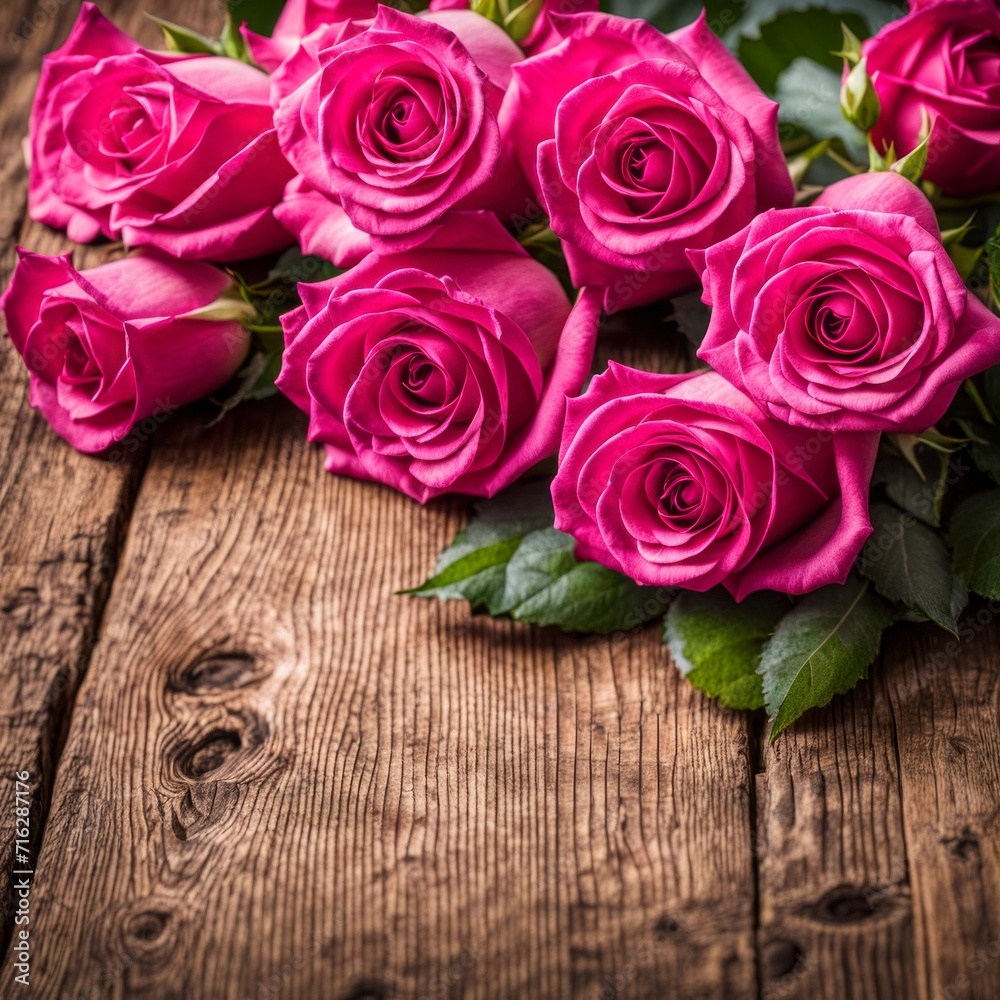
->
965, 379, 995, 425
825, 148, 865, 176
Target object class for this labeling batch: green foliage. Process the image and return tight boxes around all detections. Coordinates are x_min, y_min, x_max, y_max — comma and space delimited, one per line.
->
267, 247, 340, 286
774, 59, 865, 162
859, 502, 967, 632
950, 490, 1000, 600
221, 12, 253, 62
664, 589, 789, 710
668, 290, 712, 350
147, 14, 223, 55
407, 481, 670, 634
228, 0, 287, 36
736, 7, 874, 94
757, 577, 893, 737
871, 452, 940, 527
986, 223, 1000, 312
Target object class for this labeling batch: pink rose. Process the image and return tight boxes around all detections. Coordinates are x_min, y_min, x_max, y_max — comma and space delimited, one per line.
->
863, 0, 1000, 195
28, 4, 295, 261
692, 172, 1000, 433
266, 14, 373, 107
552, 364, 879, 599
274, 176, 372, 268
502, 12, 794, 313
242, 0, 378, 73
273, 7, 530, 238
1, 251, 250, 454
427, 0, 599, 54
276, 212, 601, 502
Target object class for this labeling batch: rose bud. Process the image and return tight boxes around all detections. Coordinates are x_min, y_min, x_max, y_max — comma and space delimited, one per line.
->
552, 364, 879, 600
1, 251, 250, 454
502, 11, 794, 313
28, 4, 295, 261
276, 212, 601, 502
692, 172, 1000, 433
840, 57, 881, 133
862, 0, 1000, 195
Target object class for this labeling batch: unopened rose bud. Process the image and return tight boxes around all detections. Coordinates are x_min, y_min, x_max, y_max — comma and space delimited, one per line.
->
840, 58, 881, 132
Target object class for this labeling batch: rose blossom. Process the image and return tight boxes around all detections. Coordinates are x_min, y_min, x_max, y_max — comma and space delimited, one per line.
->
266, 14, 377, 108
1, 251, 250, 454
552, 364, 879, 599
27, 4, 294, 261
863, 0, 1000, 196
274, 176, 373, 269
502, 12, 794, 313
692, 172, 1000, 433
273, 6, 530, 239
276, 212, 601, 502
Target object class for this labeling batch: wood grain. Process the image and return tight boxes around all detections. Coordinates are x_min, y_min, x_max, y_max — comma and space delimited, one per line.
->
2, 1, 1000, 997
755, 666, 918, 1000
888, 620, 1000, 1000
0, 386, 759, 998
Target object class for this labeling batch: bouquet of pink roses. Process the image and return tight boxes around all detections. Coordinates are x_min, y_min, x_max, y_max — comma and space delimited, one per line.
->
6, 0, 1000, 735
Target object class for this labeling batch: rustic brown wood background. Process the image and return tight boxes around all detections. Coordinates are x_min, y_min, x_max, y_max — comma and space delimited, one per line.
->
1, 2, 999, 997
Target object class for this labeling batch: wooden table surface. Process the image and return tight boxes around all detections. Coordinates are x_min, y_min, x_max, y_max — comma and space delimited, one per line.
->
1, 2, 999, 998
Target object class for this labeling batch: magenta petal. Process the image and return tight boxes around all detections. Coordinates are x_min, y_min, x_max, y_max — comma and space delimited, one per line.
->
728, 431, 879, 599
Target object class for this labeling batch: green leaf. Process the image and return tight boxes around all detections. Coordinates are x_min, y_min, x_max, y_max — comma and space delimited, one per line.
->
950, 489, 1000, 599
890, 131, 930, 184
736, 7, 875, 95
774, 60, 865, 163
871, 452, 939, 527
664, 589, 790, 710
267, 246, 339, 285
859, 502, 966, 632
146, 13, 223, 54
221, 11, 253, 62
971, 442, 1000, 485
835, 22, 863, 65
758, 577, 893, 738
987, 223, 1000, 311
207, 346, 283, 426
948, 242, 985, 283
407, 480, 669, 635
667, 290, 712, 350
229, 0, 287, 36
607, 0, 706, 34
504, 0, 543, 44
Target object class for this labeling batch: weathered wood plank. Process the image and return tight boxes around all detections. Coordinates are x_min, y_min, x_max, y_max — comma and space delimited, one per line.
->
887, 619, 1000, 1000
755, 667, 918, 1000
0, 0, 158, 954
0, 364, 760, 996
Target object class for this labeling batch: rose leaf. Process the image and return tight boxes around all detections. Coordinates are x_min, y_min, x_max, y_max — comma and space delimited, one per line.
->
663, 589, 790, 711
950, 489, 1000, 600
758, 577, 893, 739
871, 452, 939, 527
859, 502, 967, 633
405, 479, 668, 635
